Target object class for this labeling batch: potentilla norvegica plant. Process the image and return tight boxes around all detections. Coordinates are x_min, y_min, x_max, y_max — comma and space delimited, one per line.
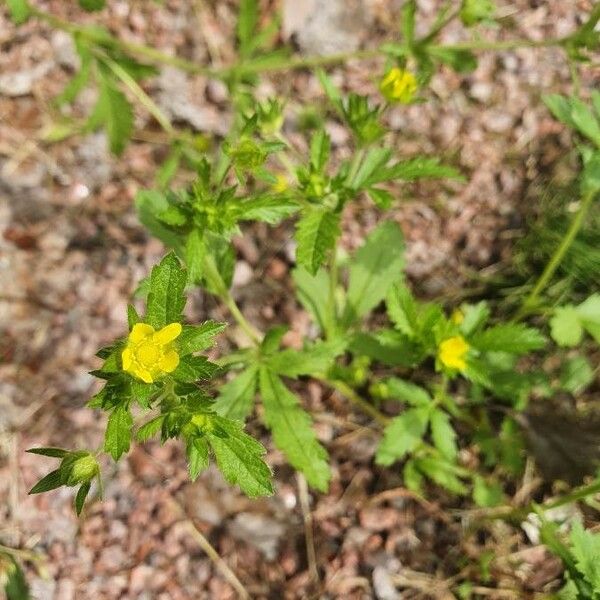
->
7, 0, 600, 551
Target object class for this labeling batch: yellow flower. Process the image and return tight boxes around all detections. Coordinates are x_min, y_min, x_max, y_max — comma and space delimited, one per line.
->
379, 67, 418, 104
122, 322, 182, 383
438, 336, 470, 371
451, 309, 465, 325
272, 172, 288, 193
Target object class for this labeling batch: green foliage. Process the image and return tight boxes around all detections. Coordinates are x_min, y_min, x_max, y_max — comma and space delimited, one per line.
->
551, 294, 600, 346
6, 0, 30, 24
1, 552, 30, 600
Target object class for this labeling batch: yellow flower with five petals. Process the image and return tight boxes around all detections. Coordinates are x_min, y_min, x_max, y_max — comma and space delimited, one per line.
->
438, 335, 470, 371
122, 322, 182, 383
379, 67, 418, 104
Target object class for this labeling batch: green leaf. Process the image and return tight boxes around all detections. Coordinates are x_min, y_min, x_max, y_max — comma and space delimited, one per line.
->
343, 221, 405, 325
185, 229, 205, 286
146, 253, 187, 329
581, 150, 600, 195
416, 456, 468, 495
316, 68, 343, 113
135, 190, 186, 255
55, 41, 92, 105
187, 437, 210, 481
350, 148, 391, 190
239, 195, 299, 224
310, 129, 331, 172
214, 366, 258, 421
386, 283, 418, 337
295, 208, 340, 275
172, 356, 220, 382
429, 47, 478, 73
78, 0, 105, 10
473, 475, 503, 507
75, 482, 91, 516
91, 73, 134, 155
471, 324, 546, 354
403, 459, 424, 493
259, 367, 330, 491
178, 322, 226, 356
364, 156, 462, 187
237, 0, 258, 57
136, 415, 166, 442
375, 407, 429, 466
550, 306, 584, 347
401, 0, 416, 47
367, 187, 394, 209
28, 469, 63, 494
460, 0, 495, 26
104, 405, 133, 461
26, 447, 68, 458
4, 554, 30, 600
459, 301, 490, 335
6, 0, 30, 24
430, 410, 457, 461
543, 94, 575, 128
127, 304, 140, 329
577, 294, 600, 343
206, 415, 274, 497
265, 339, 346, 378
560, 356, 594, 395
570, 97, 600, 147
570, 520, 600, 588
260, 325, 288, 354
292, 267, 330, 332
385, 377, 431, 406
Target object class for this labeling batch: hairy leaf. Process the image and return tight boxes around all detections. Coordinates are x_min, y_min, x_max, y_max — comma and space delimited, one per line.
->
104, 405, 133, 461
295, 208, 340, 275
214, 366, 258, 421
146, 253, 187, 329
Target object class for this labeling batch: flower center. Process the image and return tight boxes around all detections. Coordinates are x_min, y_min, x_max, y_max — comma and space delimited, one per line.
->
136, 343, 160, 366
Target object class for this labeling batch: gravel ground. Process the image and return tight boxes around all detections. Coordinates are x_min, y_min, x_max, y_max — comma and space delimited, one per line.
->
0, 1, 597, 598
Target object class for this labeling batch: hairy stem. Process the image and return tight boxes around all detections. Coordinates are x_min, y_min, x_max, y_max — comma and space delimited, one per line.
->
517, 189, 596, 319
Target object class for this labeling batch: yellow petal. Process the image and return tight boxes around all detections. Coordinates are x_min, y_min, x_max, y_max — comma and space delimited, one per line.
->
154, 322, 182, 345
135, 367, 154, 383
158, 350, 180, 373
122, 348, 133, 370
129, 323, 155, 343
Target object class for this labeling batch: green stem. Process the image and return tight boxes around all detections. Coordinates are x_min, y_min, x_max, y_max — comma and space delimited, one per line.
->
100, 54, 175, 135
517, 189, 596, 319
322, 378, 391, 426
30, 5, 571, 81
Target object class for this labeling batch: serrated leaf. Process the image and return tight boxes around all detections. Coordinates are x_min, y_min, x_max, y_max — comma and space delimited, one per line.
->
470, 323, 546, 354
93, 74, 134, 155
570, 97, 600, 147
178, 322, 226, 356
135, 190, 186, 255
104, 405, 133, 461
55, 41, 92, 105
375, 407, 429, 466
127, 304, 140, 329
172, 356, 220, 382
264, 338, 346, 378
385, 377, 431, 406
367, 187, 394, 209
295, 208, 340, 275
292, 267, 330, 332
136, 415, 166, 442
259, 367, 330, 491
560, 356, 594, 395
459, 301, 490, 335
350, 148, 392, 190
543, 94, 575, 128
214, 366, 258, 421
364, 156, 462, 187
401, 0, 416, 46
28, 468, 64, 494
206, 415, 273, 497
570, 520, 600, 588
416, 456, 468, 495
6, 0, 30, 24
343, 221, 405, 326
146, 253, 187, 329
187, 437, 210, 481
75, 482, 91, 516
550, 306, 584, 347
430, 410, 457, 461
386, 283, 418, 337
26, 447, 68, 458
316, 68, 343, 113
429, 47, 478, 73
310, 129, 330, 172
239, 195, 299, 224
